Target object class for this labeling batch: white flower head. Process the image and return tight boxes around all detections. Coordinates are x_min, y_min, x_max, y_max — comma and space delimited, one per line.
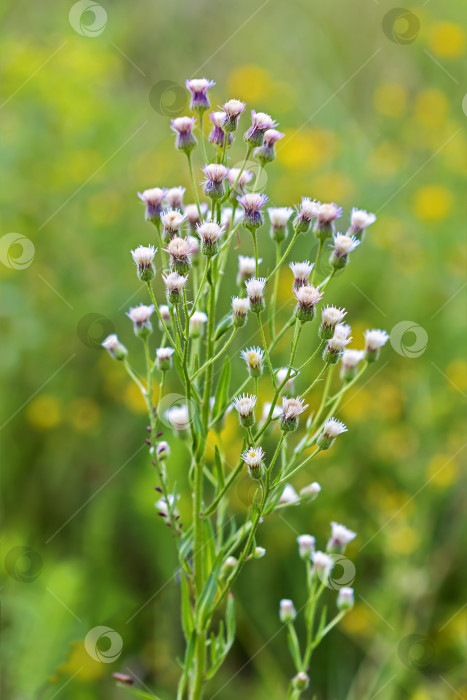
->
289, 261, 314, 288
184, 202, 208, 227
227, 168, 254, 189
279, 484, 300, 505
221, 206, 243, 230
166, 236, 191, 259
364, 329, 389, 352
268, 207, 294, 228
335, 323, 352, 339
297, 535, 316, 559
341, 349, 365, 370
322, 306, 346, 329
131, 244, 156, 268
327, 332, 352, 354
232, 296, 250, 315
233, 394, 257, 426
102, 334, 127, 361
294, 284, 324, 322
159, 304, 171, 321
312, 551, 334, 579
330, 522, 357, 549
166, 405, 190, 432
351, 208, 376, 232
161, 209, 186, 233
156, 347, 175, 361
300, 482, 321, 499
166, 186, 186, 209
242, 446, 265, 479
238, 255, 261, 281
300, 197, 321, 220
245, 277, 266, 311
281, 396, 308, 421
203, 163, 229, 183
261, 401, 282, 423
317, 418, 347, 450
337, 587, 355, 610
317, 202, 343, 225
138, 187, 166, 206
163, 271, 188, 292
127, 304, 155, 326
189, 311, 208, 338
279, 598, 296, 623
223, 98, 246, 117
332, 233, 360, 257
241, 346, 264, 377
251, 111, 277, 130
276, 367, 295, 392
197, 221, 225, 244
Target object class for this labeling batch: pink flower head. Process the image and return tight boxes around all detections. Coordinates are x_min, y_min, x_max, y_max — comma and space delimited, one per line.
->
237, 192, 268, 230
138, 187, 167, 222
202, 163, 229, 200
170, 116, 197, 154
245, 110, 278, 147
222, 98, 246, 132
208, 111, 232, 149
185, 78, 215, 112
263, 129, 284, 147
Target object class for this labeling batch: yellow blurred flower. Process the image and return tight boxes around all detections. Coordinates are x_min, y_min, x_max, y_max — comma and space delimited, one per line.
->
414, 89, 449, 128
409, 691, 432, 700
26, 395, 62, 429
426, 453, 458, 488
413, 185, 453, 221
68, 397, 100, 431
428, 22, 465, 58
367, 142, 404, 179
56, 641, 104, 681
227, 65, 276, 103
340, 388, 372, 421
387, 525, 420, 554
124, 381, 147, 414
281, 128, 337, 171
310, 172, 355, 202
445, 360, 467, 392
373, 83, 407, 117
339, 602, 374, 637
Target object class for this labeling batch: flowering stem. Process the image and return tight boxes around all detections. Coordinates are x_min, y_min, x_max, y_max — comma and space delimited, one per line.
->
273, 446, 320, 489
123, 358, 147, 399
202, 260, 216, 429
326, 361, 368, 404
202, 459, 244, 517
301, 363, 328, 399
266, 231, 299, 283
252, 165, 262, 193
190, 328, 237, 381
199, 112, 208, 163
222, 146, 252, 203
297, 339, 326, 373
249, 229, 260, 277
186, 153, 202, 219
190, 259, 210, 317
268, 239, 282, 337
318, 268, 336, 291
257, 313, 276, 387
268, 317, 296, 354
311, 239, 324, 284
146, 282, 178, 356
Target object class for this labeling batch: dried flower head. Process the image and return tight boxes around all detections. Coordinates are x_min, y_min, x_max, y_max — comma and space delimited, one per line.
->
162, 271, 188, 305
156, 346, 175, 371
222, 99, 246, 132
233, 394, 257, 427
294, 198, 321, 234
245, 277, 266, 313
232, 296, 250, 327
185, 78, 215, 113
189, 311, 208, 338
138, 187, 167, 223
317, 418, 347, 450
280, 396, 308, 432
102, 334, 128, 361
241, 346, 264, 378
131, 244, 156, 282
127, 304, 155, 339
196, 221, 225, 256
166, 236, 192, 275
245, 110, 278, 147
289, 261, 314, 289
170, 116, 197, 154
237, 192, 268, 230
294, 284, 324, 322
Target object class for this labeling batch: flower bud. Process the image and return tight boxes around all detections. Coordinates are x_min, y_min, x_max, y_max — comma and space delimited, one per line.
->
293, 672, 310, 692
242, 446, 265, 480
241, 347, 264, 378
329, 233, 360, 270
337, 586, 355, 611
131, 245, 156, 282
160, 210, 187, 242
233, 394, 257, 428
197, 221, 225, 257
245, 277, 266, 314
221, 556, 238, 578
138, 187, 166, 224
300, 482, 321, 501
166, 405, 190, 433
340, 349, 365, 382
327, 521, 357, 553
323, 326, 351, 364
320, 306, 346, 340
166, 186, 186, 210
162, 271, 188, 305
244, 111, 278, 148
171, 116, 197, 154
293, 284, 323, 323
311, 551, 334, 579
279, 484, 300, 505
202, 164, 229, 201
126, 304, 155, 339
208, 111, 231, 149
222, 99, 246, 132
314, 202, 343, 241
293, 197, 320, 234
185, 78, 215, 114
349, 208, 376, 240
102, 334, 128, 361
232, 297, 250, 328
166, 236, 192, 275
237, 193, 268, 230
317, 418, 347, 450
156, 347, 175, 371
237, 255, 260, 285
227, 168, 254, 199
279, 599, 296, 623
156, 440, 170, 460
364, 329, 389, 362
254, 546, 266, 559
297, 534, 315, 560
268, 207, 293, 242
279, 396, 308, 433
289, 261, 314, 290
254, 128, 284, 165
189, 311, 208, 338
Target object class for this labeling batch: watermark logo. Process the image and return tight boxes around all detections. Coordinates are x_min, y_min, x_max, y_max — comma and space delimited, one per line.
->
4, 546, 43, 582
85, 626, 123, 663
382, 8, 420, 45
318, 553, 356, 590
390, 321, 428, 358
77, 313, 115, 350
69, 1, 107, 37
149, 81, 187, 117
398, 634, 436, 669
0, 233, 35, 270
157, 392, 197, 430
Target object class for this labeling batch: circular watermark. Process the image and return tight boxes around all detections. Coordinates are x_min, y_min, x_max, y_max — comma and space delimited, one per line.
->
390, 321, 428, 358
398, 634, 436, 669
69, 1, 107, 37
149, 81, 187, 118
318, 553, 356, 590
0, 233, 35, 270
4, 546, 43, 582
230, 158, 268, 195
77, 313, 115, 350
85, 626, 123, 663
382, 8, 420, 45
157, 392, 198, 430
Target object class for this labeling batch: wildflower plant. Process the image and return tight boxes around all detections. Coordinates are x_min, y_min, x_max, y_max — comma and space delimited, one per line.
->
102, 77, 388, 699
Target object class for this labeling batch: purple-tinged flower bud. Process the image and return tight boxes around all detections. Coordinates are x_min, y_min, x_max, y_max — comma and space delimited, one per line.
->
131, 244, 156, 282
232, 296, 250, 328
330, 233, 360, 270
254, 128, 284, 165
189, 311, 208, 338
293, 197, 320, 234
300, 482, 321, 500
320, 305, 346, 340
280, 396, 308, 433
171, 116, 197, 155
279, 484, 300, 505
311, 551, 334, 579
364, 329, 389, 362
113, 673, 134, 686
340, 349, 365, 382
242, 445, 265, 480
162, 271, 188, 305
165, 236, 192, 275
222, 99, 246, 132
184, 203, 208, 232
156, 440, 170, 460
233, 393, 257, 427
196, 221, 225, 257
293, 673, 309, 692
202, 163, 229, 201
208, 111, 232, 150
185, 78, 215, 114
293, 284, 324, 323
160, 210, 187, 242
244, 110, 278, 148
138, 187, 167, 224
323, 327, 352, 364
279, 598, 296, 623
166, 186, 186, 210
268, 207, 293, 242
156, 347, 175, 372
237, 192, 268, 230
349, 208, 376, 240
126, 304, 155, 339
289, 261, 314, 289
155, 493, 179, 518
158, 304, 171, 331
314, 202, 343, 241
241, 346, 264, 379
317, 418, 347, 450
337, 586, 355, 611
327, 522, 357, 553
237, 255, 260, 285
245, 277, 266, 314
297, 534, 316, 559
102, 334, 128, 361
227, 168, 254, 199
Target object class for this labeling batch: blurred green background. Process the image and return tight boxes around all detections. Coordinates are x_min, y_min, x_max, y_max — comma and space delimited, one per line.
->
1, 0, 466, 698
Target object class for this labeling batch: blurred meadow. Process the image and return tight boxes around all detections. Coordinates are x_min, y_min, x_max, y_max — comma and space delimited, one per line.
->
1, 0, 466, 698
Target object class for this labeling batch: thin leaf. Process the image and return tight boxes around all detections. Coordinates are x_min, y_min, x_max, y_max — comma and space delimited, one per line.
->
212, 361, 231, 421
214, 445, 225, 490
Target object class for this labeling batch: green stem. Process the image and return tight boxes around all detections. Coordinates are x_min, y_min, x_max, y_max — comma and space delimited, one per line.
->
187, 153, 202, 219
191, 328, 237, 381
199, 112, 208, 163
268, 239, 282, 337
146, 282, 179, 357
266, 231, 299, 284
311, 239, 324, 284
257, 313, 276, 387
221, 146, 252, 203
